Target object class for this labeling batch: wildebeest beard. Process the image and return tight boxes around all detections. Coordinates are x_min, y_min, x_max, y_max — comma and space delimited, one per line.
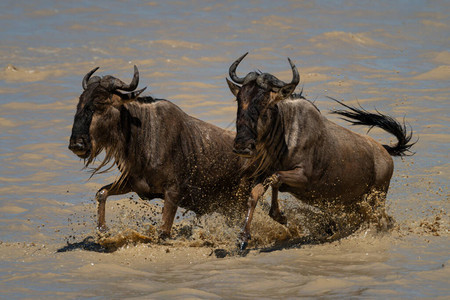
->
86, 103, 135, 183
238, 86, 288, 180
234, 83, 267, 150
70, 85, 127, 183
69, 85, 104, 161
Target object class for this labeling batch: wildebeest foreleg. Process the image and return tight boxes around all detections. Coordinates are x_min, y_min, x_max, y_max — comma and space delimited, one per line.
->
159, 189, 179, 240
95, 183, 132, 232
238, 183, 268, 250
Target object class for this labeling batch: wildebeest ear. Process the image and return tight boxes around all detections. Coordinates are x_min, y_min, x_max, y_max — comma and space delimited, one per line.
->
226, 78, 240, 97
277, 83, 296, 100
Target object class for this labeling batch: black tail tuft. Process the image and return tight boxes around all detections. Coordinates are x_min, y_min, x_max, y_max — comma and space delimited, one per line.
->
328, 97, 416, 156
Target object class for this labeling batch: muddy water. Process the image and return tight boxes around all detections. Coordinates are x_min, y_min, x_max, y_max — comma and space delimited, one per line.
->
0, 0, 449, 298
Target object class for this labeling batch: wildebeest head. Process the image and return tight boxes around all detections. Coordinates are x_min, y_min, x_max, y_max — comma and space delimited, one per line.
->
226, 53, 300, 157
68, 66, 146, 163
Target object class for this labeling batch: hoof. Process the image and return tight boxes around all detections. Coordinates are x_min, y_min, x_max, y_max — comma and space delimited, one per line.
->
270, 211, 288, 225
237, 232, 251, 251
239, 241, 248, 251
97, 224, 109, 233
158, 231, 171, 242
276, 214, 288, 226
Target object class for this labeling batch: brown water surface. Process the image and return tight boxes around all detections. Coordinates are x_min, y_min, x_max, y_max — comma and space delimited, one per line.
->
0, 0, 449, 298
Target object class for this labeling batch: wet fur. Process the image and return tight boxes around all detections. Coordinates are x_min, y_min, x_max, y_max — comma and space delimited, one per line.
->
70, 82, 251, 235
227, 55, 413, 249
248, 97, 414, 181
89, 98, 249, 215
234, 80, 413, 211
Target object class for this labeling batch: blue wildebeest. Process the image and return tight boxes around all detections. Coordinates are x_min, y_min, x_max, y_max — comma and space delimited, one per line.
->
69, 66, 250, 239
226, 53, 414, 249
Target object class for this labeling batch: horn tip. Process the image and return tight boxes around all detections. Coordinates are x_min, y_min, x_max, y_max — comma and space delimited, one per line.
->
287, 57, 295, 66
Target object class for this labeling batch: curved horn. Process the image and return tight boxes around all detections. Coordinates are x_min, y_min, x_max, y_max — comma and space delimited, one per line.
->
257, 58, 300, 92
229, 52, 249, 84
82, 67, 100, 90
287, 57, 300, 87
115, 65, 140, 91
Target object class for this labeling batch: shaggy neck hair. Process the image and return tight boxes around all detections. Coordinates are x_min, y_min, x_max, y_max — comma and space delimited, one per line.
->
243, 88, 318, 181
245, 104, 287, 180
84, 96, 160, 189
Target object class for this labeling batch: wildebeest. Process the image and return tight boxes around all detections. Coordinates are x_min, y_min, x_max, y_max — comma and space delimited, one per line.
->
226, 53, 414, 249
68, 66, 250, 238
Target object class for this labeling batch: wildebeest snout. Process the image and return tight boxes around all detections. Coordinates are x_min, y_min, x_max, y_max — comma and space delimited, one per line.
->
68, 136, 90, 158
233, 139, 255, 157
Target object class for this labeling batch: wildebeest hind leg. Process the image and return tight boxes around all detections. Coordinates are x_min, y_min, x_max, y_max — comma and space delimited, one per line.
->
265, 168, 308, 225
269, 186, 287, 225
95, 182, 131, 232
275, 167, 308, 189
159, 188, 179, 240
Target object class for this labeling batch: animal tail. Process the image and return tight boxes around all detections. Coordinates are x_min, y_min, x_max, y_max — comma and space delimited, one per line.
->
329, 97, 415, 156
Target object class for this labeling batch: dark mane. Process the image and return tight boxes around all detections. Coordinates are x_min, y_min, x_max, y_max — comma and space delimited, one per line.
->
289, 90, 306, 100
289, 89, 320, 112
136, 96, 163, 104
